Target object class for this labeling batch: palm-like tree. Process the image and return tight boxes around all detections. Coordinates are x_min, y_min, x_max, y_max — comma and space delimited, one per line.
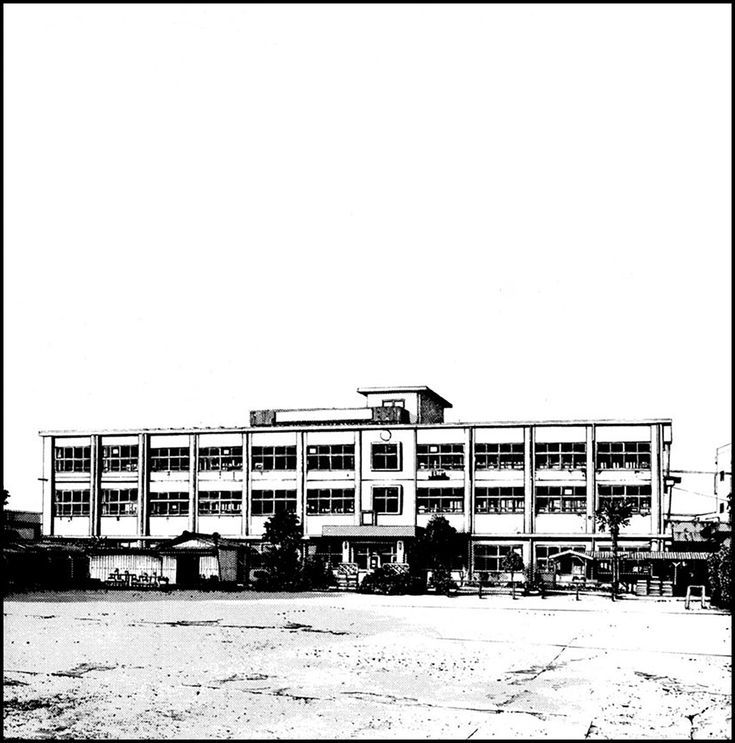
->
596, 498, 634, 601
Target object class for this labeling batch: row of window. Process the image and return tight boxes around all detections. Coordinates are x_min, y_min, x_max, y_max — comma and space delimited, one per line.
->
54, 440, 654, 474
476, 544, 650, 573
53, 484, 654, 517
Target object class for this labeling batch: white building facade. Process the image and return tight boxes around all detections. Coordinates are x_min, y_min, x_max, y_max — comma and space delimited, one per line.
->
40, 386, 673, 578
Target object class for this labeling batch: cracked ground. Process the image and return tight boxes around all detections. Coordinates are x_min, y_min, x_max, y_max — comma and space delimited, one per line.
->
3, 591, 731, 739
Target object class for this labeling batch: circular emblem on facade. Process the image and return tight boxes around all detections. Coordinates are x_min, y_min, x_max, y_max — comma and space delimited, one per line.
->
380, 430, 392, 441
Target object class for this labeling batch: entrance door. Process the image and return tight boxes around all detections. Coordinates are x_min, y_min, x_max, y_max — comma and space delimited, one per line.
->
176, 555, 200, 586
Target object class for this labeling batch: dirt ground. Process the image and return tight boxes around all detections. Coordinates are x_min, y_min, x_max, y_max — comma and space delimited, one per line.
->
3, 591, 731, 739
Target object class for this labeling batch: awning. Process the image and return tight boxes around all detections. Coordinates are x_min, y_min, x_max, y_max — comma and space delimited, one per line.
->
589, 551, 712, 561
548, 550, 596, 561
322, 525, 416, 538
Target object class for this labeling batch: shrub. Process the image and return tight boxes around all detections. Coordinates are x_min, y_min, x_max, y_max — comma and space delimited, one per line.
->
358, 566, 424, 595
717, 544, 731, 610
428, 567, 457, 595
708, 551, 721, 606
302, 557, 337, 590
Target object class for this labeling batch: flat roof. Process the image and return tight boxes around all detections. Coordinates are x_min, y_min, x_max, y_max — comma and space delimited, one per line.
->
356, 385, 453, 408
39, 418, 672, 437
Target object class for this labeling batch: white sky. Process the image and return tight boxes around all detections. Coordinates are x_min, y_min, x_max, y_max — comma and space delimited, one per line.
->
4, 4, 731, 515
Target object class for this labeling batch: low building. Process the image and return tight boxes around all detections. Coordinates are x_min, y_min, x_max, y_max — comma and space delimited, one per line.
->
39, 385, 674, 586
3, 509, 42, 541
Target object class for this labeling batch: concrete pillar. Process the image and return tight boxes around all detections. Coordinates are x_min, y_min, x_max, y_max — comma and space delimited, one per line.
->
586, 425, 596, 535
396, 539, 405, 563
524, 427, 534, 535
342, 540, 350, 563
354, 431, 362, 526
89, 435, 101, 537
298, 431, 307, 531
42, 436, 54, 537
188, 434, 198, 532
137, 433, 149, 538
241, 432, 249, 537
464, 427, 473, 535
651, 424, 662, 550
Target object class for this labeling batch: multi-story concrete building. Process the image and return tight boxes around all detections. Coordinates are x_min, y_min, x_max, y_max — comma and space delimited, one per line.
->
714, 443, 731, 520
40, 385, 673, 579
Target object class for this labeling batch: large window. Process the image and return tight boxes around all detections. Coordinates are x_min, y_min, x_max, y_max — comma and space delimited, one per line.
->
475, 487, 524, 514
475, 443, 524, 470
306, 488, 355, 515
54, 446, 91, 473
53, 489, 90, 517
416, 487, 464, 514
251, 445, 297, 471
306, 444, 354, 471
198, 491, 242, 515
535, 442, 586, 470
535, 486, 587, 513
417, 444, 464, 470
101, 488, 138, 516
535, 545, 586, 572
150, 447, 190, 472
598, 485, 652, 514
371, 443, 402, 471
251, 489, 297, 516
373, 486, 402, 514
199, 446, 243, 472
149, 492, 189, 516
474, 544, 522, 573
596, 442, 651, 470
102, 445, 138, 473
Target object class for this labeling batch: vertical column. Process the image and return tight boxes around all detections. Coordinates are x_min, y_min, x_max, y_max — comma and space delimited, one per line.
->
354, 431, 362, 526
298, 432, 307, 531
651, 424, 662, 551
188, 434, 198, 532
523, 427, 534, 535
464, 427, 474, 573
137, 433, 149, 540
90, 435, 101, 537
396, 540, 405, 563
342, 540, 350, 563
241, 432, 249, 537
42, 437, 54, 536
586, 425, 596, 535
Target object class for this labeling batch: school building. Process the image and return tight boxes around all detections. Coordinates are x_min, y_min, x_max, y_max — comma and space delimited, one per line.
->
40, 385, 675, 584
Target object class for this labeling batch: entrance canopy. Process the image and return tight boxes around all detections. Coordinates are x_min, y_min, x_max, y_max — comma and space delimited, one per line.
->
548, 550, 595, 562
322, 526, 415, 538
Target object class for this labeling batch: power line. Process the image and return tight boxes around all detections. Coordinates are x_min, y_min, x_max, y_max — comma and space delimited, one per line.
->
671, 486, 720, 500
670, 469, 731, 475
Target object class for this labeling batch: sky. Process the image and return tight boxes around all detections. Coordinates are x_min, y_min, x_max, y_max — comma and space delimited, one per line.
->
4, 4, 731, 516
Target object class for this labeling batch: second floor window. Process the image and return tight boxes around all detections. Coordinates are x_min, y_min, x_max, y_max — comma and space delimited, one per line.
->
251, 445, 297, 471
416, 487, 464, 514
54, 446, 91, 473
598, 484, 652, 514
306, 488, 355, 515
251, 489, 297, 516
199, 446, 243, 471
535, 442, 586, 470
475, 487, 525, 514
371, 443, 401, 471
53, 489, 90, 517
536, 486, 587, 513
596, 442, 651, 470
417, 444, 464, 471
101, 488, 138, 516
150, 447, 190, 472
102, 445, 138, 473
307, 444, 355, 471
149, 492, 189, 516
198, 491, 242, 515
475, 443, 524, 470
373, 486, 402, 514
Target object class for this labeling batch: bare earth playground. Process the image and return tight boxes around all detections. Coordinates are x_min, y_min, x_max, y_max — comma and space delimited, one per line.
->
3, 592, 731, 739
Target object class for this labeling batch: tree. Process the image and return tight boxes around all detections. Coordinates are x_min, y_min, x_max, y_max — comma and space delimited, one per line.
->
596, 499, 634, 601
501, 549, 525, 599
260, 510, 304, 590
408, 515, 465, 594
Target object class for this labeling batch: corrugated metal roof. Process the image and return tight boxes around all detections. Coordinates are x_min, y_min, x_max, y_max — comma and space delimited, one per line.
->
590, 551, 712, 560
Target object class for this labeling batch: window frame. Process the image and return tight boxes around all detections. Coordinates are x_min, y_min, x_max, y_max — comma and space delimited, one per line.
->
534, 442, 587, 470
197, 490, 243, 515
475, 486, 525, 514
416, 486, 464, 514
474, 442, 525, 470
372, 485, 402, 515
306, 444, 355, 471
53, 489, 91, 517
100, 488, 138, 516
306, 488, 355, 515
198, 446, 243, 472
251, 445, 297, 472
251, 488, 298, 516
416, 444, 464, 471
54, 446, 91, 473
596, 441, 651, 470
148, 491, 190, 517
371, 442, 402, 471
149, 447, 190, 472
